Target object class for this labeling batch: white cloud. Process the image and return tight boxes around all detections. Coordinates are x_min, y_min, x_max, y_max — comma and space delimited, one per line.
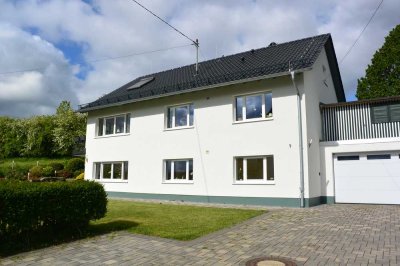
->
0, 0, 399, 116
0, 23, 79, 117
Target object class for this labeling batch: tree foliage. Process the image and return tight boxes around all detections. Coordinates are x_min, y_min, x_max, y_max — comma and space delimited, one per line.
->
0, 101, 86, 158
356, 24, 400, 99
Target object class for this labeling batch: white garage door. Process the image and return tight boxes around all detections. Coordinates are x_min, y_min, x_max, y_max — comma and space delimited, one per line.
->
334, 152, 400, 204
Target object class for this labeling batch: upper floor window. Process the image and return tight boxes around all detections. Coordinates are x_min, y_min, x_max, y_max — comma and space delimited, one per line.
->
97, 113, 130, 136
166, 103, 194, 129
371, 103, 400, 124
235, 92, 272, 122
164, 159, 193, 183
94, 161, 129, 181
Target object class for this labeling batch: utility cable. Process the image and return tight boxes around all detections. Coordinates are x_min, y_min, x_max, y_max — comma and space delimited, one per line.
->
0, 43, 193, 76
339, 0, 383, 64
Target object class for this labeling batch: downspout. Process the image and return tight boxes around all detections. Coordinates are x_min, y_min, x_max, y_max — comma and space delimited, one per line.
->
290, 70, 305, 208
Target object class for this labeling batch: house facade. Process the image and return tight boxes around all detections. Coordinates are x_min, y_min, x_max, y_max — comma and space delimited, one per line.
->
79, 34, 400, 207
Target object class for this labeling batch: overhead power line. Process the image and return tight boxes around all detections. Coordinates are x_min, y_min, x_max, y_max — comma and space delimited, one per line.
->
0, 43, 193, 76
339, 0, 383, 65
130, 0, 196, 45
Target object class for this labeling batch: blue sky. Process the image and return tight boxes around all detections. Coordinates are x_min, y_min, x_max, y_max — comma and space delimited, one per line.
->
0, 0, 399, 117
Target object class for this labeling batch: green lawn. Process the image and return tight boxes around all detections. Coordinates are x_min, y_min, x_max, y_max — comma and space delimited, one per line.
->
90, 200, 265, 240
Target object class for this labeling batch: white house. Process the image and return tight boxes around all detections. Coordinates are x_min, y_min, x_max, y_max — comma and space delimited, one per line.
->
79, 34, 400, 207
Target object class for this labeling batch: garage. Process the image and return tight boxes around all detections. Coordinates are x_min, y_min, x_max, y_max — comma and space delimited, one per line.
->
334, 152, 400, 204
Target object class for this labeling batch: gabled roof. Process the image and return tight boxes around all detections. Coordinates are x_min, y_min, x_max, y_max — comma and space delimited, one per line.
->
79, 33, 345, 112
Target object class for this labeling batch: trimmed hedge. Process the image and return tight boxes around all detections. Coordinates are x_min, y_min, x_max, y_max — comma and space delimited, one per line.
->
0, 180, 107, 238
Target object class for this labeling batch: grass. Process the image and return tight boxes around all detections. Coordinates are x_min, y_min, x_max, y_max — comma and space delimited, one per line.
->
90, 200, 265, 240
0, 157, 72, 175
0, 199, 264, 256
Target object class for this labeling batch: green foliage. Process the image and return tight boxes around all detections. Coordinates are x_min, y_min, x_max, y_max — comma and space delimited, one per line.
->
42, 166, 54, 177
66, 158, 85, 173
0, 101, 86, 159
75, 173, 85, 180
73, 170, 84, 178
49, 162, 64, 171
357, 24, 400, 99
4, 169, 26, 180
0, 180, 107, 243
56, 169, 73, 179
53, 101, 87, 156
29, 166, 43, 179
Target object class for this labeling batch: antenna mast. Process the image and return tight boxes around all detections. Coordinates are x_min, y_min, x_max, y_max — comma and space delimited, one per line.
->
195, 39, 199, 74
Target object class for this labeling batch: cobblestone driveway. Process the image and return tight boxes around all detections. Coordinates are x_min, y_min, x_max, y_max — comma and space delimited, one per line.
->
1, 203, 400, 265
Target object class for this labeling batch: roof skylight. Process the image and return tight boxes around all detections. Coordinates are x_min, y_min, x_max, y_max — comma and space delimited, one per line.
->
127, 76, 154, 90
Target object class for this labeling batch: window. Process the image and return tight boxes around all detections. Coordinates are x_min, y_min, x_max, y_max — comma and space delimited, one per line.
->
94, 161, 129, 181
235, 156, 274, 183
97, 113, 131, 136
235, 92, 272, 121
166, 104, 194, 129
367, 154, 391, 160
337, 155, 360, 161
164, 159, 193, 182
371, 103, 400, 123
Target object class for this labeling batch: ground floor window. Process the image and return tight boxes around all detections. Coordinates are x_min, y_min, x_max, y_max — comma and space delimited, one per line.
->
235, 156, 274, 183
94, 161, 128, 181
164, 159, 193, 183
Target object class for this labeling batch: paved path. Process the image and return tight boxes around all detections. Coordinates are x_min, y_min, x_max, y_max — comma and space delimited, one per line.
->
1, 204, 400, 265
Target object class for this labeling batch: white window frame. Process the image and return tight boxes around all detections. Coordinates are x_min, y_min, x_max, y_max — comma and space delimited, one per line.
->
96, 113, 131, 137
93, 161, 129, 182
165, 103, 194, 130
163, 159, 193, 183
233, 91, 273, 123
234, 156, 274, 184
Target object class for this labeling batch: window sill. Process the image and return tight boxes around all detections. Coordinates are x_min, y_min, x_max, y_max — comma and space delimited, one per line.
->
95, 133, 130, 139
164, 126, 194, 132
233, 117, 273, 125
162, 181, 194, 184
94, 179, 128, 183
233, 181, 275, 185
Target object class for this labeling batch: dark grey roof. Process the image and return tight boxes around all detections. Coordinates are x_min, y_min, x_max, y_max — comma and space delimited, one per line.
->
79, 33, 345, 112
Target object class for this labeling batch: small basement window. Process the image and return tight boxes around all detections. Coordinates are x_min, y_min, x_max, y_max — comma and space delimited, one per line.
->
127, 76, 154, 90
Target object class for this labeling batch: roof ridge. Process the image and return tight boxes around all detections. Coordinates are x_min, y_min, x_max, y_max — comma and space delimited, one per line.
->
133, 33, 331, 79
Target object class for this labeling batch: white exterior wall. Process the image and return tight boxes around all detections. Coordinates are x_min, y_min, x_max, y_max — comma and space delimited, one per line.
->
320, 138, 400, 198
303, 48, 339, 199
85, 76, 304, 199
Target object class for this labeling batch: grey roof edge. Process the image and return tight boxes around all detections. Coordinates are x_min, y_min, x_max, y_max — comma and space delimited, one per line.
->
78, 67, 312, 113
324, 35, 346, 102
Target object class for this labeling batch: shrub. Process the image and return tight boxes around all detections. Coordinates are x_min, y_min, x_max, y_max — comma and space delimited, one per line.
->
56, 169, 73, 179
29, 166, 43, 179
65, 158, 84, 173
75, 173, 84, 180
5, 169, 26, 180
0, 180, 107, 238
0, 169, 4, 178
49, 162, 64, 171
42, 166, 54, 177
73, 170, 84, 178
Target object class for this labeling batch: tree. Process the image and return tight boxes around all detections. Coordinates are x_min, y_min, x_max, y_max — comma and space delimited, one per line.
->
356, 24, 400, 99
22, 115, 55, 157
53, 101, 87, 156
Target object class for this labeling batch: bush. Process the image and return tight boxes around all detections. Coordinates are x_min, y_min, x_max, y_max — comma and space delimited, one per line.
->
65, 158, 84, 173
49, 162, 64, 171
42, 166, 54, 177
75, 173, 84, 180
5, 169, 26, 180
0, 180, 107, 238
29, 166, 43, 179
0, 169, 4, 178
56, 169, 73, 179
73, 170, 84, 178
